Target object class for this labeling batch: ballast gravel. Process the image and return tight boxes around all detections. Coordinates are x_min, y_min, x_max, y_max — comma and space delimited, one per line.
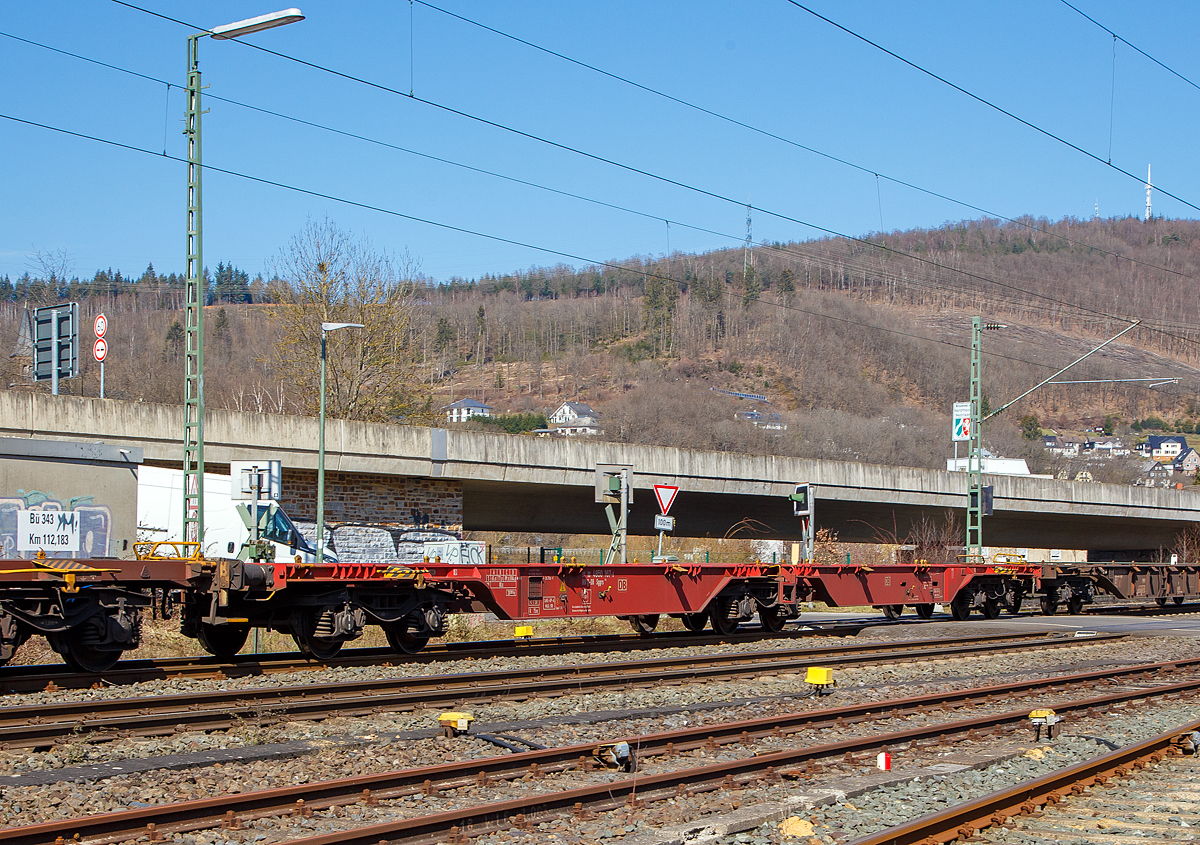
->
0, 632, 1189, 779
0, 632, 1196, 835
0, 623, 1021, 708
697, 703, 1200, 845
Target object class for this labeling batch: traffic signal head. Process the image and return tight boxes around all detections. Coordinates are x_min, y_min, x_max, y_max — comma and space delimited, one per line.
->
595, 464, 633, 504
790, 483, 812, 517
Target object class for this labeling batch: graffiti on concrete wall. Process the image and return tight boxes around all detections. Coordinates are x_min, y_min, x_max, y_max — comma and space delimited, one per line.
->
294, 522, 475, 565
0, 491, 113, 559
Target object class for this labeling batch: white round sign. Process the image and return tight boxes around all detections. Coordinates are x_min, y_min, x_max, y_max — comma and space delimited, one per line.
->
94, 313, 107, 338
93, 337, 108, 363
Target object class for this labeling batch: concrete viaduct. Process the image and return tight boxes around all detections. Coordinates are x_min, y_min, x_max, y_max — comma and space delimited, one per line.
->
1, 392, 1197, 553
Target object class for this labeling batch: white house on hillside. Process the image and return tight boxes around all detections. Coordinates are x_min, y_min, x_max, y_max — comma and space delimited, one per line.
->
547, 400, 601, 436
550, 401, 597, 425
443, 398, 493, 424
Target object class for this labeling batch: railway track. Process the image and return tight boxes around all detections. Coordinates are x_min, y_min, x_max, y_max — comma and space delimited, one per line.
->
4, 657, 1197, 845
0, 600, 1190, 694
0, 618, 885, 694
0, 631, 1096, 747
847, 716, 1200, 844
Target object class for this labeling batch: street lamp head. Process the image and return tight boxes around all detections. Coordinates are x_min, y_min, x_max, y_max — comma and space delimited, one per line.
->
321, 322, 365, 332
210, 8, 305, 40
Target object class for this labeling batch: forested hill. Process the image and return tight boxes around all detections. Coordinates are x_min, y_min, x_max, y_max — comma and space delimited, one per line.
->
3, 214, 1199, 476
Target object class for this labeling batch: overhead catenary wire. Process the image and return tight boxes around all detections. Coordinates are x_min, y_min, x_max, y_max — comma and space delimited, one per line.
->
8, 24, 1200, 361
94, 2, 1200, 363
0, 109, 1074, 374
780, 0, 1200, 216
12, 37, 1200, 369
0, 30, 1041, 318
404, 2, 1199, 288
1058, 0, 1200, 96
96, 3, 1159, 333
0, 29, 1146, 343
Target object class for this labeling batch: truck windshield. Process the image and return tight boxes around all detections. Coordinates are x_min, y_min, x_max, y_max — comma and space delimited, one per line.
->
263, 507, 315, 555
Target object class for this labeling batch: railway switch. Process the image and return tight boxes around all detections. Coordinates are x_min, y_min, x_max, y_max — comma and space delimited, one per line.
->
806, 666, 835, 695
1028, 708, 1063, 741
438, 711, 474, 738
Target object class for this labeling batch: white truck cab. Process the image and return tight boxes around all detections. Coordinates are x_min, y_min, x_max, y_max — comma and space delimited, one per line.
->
137, 465, 336, 563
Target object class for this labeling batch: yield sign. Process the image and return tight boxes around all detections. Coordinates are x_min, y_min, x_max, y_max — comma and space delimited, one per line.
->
654, 484, 679, 515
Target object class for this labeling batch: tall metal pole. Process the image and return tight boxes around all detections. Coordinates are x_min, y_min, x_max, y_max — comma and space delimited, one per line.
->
620, 467, 628, 566
316, 329, 327, 564
182, 33, 206, 545
966, 317, 984, 562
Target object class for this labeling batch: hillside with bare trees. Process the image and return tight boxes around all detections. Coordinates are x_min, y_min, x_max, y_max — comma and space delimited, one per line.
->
4, 214, 1199, 475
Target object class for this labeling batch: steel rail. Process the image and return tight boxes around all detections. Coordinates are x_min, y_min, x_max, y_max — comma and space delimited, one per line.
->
0, 619, 886, 694
0, 632, 1104, 747
0, 602, 1187, 695
229, 675, 1200, 845
844, 717, 1200, 845
2, 656, 1196, 845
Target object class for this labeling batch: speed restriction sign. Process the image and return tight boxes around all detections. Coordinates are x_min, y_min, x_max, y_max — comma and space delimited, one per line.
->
93, 337, 107, 362
94, 313, 107, 338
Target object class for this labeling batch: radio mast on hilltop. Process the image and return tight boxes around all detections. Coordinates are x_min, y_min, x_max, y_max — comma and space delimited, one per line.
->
1145, 165, 1153, 221
743, 198, 753, 277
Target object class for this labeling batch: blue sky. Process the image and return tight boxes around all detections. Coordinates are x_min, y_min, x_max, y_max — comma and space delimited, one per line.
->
1, 1, 1196, 283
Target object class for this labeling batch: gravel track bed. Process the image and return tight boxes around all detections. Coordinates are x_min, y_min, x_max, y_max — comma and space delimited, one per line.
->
5, 680, 1196, 842
0, 634, 1178, 779
698, 704, 1200, 845
0, 634, 1195, 836
0, 624, 1010, 709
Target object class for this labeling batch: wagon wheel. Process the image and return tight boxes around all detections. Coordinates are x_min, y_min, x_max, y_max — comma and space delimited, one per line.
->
981, 599, 1002, 620
197, 624, 249, 659
1155, 597, 1168, 607
759, 606, 788, 633
48, 631, 122, 673
914, 603, 935, 620
950, 594, 972, 621
384, 623, 430, 654
680, 612, 708, 633
628, 614, 660, 635
1067, 596, 1085, 615
1040, 596, 1059, 615
709, 601, 740, 635
1007, 595, 1023, 615
293, 632, 342, 660
880, 605, 903, 620
1175, 596, 1186, 606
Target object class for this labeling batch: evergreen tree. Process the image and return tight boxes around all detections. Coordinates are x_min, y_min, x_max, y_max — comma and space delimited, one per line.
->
778, 268, 795, 293
435, 317, 454, 348
1019, 414, 1040, 440
212, 308, 230, 341
742, 266, 762, 308
212, 261, 251, 304
163, 320, 185, 358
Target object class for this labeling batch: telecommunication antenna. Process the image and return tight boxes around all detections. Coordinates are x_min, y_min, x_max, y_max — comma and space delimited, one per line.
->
743, 198, 753, 277
1145, 164, 1153, 221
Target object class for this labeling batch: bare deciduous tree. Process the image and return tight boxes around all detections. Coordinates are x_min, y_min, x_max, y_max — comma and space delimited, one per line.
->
268, 218, 432, 422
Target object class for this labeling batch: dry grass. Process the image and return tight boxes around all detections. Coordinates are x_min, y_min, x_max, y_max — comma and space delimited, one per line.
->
8, 611, 645, 666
